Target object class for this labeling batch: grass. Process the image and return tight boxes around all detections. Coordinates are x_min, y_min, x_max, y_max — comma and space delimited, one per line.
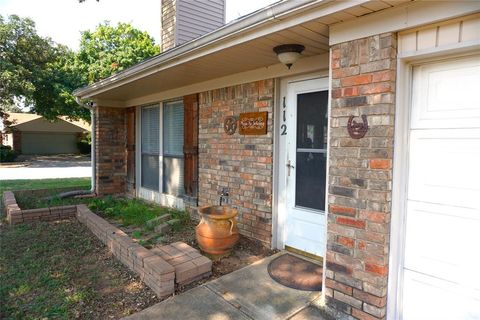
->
0, 178, 91, 194
0, 221, 159, 319
1, 221, 100, 319
88, 196, 189, 231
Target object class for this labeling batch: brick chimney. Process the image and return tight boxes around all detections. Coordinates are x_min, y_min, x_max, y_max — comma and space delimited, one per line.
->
161, 0, 226, 51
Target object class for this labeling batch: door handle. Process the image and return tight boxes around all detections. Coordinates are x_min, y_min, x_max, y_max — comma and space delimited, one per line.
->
286, 160, 295, 176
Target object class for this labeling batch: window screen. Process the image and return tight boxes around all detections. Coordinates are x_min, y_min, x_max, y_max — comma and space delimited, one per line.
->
163, 101, 184, 197
295, 91, 328, 211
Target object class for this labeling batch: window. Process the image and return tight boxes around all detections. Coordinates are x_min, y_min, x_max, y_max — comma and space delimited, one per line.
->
141, 105, 160, 190
140, 101, 184, 197
163, 101, 184, 197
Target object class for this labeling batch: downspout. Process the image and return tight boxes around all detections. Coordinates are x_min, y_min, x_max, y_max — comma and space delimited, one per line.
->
75, 97, 96, 194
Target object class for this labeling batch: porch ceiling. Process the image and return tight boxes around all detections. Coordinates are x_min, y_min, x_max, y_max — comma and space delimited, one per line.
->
87, 0, 413, 104
92, 23, 330, 102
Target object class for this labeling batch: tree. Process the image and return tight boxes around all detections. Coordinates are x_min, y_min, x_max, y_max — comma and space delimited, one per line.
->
76, 22, 160, 84
1, 16, 160, 121
0, 15, 55, 110
0, 15, 87, 120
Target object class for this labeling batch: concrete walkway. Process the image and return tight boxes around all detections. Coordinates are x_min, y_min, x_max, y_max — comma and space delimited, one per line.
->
124, 253, 329, 320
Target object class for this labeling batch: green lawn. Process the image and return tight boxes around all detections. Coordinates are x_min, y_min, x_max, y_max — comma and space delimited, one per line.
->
0, 221, 159, 319
0, 178, 91, 194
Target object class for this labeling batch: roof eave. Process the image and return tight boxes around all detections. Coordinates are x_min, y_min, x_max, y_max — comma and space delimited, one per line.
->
73, 0, 331, 99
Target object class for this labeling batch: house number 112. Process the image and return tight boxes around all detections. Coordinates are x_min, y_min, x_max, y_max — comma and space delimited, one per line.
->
281, 97, 287, 135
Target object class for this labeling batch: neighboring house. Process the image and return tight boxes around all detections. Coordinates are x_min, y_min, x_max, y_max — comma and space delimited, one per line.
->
1, 113, 90, 155
73, 1, 480, 319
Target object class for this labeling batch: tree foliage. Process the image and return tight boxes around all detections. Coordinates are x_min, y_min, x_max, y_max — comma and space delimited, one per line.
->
76, 22, 160, 84
0, 15, 55, 109
1, 16, 160, 121
0, 15, 87, 120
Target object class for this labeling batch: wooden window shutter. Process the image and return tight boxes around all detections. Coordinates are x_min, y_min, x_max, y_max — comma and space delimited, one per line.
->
183, 94, 199, 197
126, 107, 136, 194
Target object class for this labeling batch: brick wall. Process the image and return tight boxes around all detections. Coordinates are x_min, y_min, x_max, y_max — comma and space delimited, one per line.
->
198, 79, 274, 245
161, 0, 176, 51
326, 33, 397, 320
95, 107, 127, 195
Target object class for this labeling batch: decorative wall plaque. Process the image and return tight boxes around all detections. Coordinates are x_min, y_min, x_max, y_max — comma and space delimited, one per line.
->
347, 115, 368, 139
223, 116, 237, 135
239, 111, 268, 135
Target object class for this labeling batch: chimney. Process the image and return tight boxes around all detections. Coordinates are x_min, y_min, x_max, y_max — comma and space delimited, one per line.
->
161, 0, 226, 51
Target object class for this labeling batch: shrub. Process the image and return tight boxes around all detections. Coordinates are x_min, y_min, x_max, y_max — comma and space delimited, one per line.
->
0, 144, 17, 162
77, 133, 91, 154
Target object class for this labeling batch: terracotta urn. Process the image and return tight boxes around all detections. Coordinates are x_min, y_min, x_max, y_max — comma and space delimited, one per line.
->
196, 205, 240, 257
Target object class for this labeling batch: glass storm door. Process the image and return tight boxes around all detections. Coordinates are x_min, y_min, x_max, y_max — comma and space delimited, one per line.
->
284, 78, 328, 257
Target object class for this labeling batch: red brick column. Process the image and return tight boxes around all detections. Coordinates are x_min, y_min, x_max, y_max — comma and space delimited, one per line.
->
95, 107, 127, 195
326, 33, 397, 320
198, 79, 274, 245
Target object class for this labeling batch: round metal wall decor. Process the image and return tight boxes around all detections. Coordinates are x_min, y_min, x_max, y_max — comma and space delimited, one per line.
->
347, 115, 368, 139
224, 116, 237, 135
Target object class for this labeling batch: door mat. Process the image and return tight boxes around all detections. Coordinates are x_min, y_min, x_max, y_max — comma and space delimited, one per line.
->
267, 253, 323, 291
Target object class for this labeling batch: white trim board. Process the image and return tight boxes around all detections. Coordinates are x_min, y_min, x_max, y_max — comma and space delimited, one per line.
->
330, 1, 480, 45
273, 71, 329, 252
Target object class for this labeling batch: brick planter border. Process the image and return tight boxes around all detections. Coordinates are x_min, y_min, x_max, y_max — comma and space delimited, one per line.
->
2, 191, 211, 298
76, 204, 175, 297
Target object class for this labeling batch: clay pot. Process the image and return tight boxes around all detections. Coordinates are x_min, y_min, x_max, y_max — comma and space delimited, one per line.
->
196, 205, 240, 257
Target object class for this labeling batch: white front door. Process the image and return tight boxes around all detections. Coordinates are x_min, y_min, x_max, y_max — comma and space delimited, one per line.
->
282, 77, 329, 257
401, 55, 480, 319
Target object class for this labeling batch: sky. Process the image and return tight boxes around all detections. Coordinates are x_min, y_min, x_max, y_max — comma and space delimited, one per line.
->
0, 0, 278, 50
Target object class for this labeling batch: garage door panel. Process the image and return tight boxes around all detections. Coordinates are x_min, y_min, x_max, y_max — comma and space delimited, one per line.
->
404, 201, 480, 287
402, 55, 480, 320
22, 132, 79, 154
408, 129, 480, 209
411, 56, 480, 129
403, 270, 480, 320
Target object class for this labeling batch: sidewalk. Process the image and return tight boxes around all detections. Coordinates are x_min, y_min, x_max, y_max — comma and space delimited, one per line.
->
124, 252, 329, 320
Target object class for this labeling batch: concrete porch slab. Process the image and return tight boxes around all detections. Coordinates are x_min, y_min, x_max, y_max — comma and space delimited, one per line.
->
123, 285, 250, 320
205, 252, 321, 320
122, 252, 325, 320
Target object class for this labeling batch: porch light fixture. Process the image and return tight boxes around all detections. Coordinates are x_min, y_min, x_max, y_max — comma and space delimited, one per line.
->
273, 44, 305, 69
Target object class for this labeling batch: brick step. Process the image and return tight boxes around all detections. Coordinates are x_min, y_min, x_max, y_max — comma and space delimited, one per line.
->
150, 242, 212, 286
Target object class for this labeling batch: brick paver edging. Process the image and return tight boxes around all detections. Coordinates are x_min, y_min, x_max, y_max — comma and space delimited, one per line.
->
76, 204, 175, 297
2, 191, 212, 298
3, 191, 77, 224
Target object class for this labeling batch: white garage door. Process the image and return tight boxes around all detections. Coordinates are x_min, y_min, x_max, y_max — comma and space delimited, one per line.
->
22, 132, 79, 154
402, 55, 480, 319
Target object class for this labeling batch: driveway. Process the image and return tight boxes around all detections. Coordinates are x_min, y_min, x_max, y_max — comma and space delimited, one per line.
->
0, 154, 91, 180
